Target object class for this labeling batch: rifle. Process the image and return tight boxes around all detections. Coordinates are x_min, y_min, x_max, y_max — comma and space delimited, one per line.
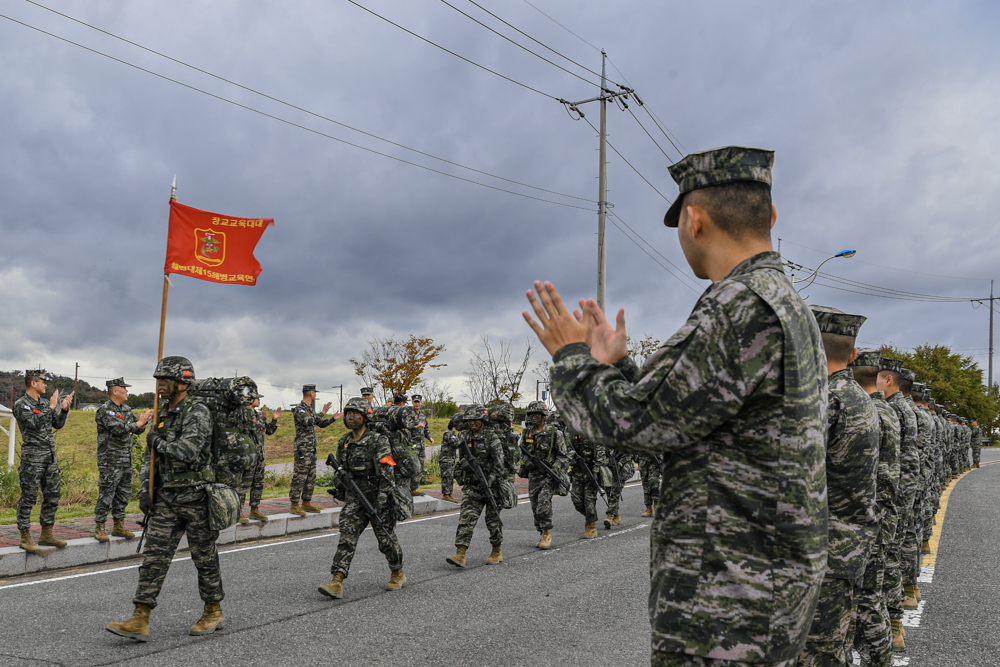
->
519, 439, 564, 489
135, 512, 150, 553
462, 442, 499, 515
325, 453, 393, 541
573, 449, 609, 508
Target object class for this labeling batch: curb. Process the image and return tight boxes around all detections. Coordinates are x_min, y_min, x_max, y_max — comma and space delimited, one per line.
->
0, 493, 454, 578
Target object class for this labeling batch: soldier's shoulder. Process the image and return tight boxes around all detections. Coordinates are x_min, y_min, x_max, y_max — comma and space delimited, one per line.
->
337, 432, 352, 446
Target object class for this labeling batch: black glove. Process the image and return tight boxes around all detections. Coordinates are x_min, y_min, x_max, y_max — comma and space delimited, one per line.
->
139, 489, 152, 515
147, 433, 164, 452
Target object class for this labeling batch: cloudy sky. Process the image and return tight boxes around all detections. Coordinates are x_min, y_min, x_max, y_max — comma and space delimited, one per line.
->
1, 0, 998, 407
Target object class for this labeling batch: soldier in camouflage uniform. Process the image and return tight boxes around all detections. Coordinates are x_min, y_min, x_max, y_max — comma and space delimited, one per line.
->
489, 403, 521, 481
439, 413, 463, 503
13, 370, 73, 552
848, 350, 900, 663
242, 395, 279, 522
410, 394, 434, 494
970, 418, 982, 468
289, 384, 335, 515
568, 434, 609, 538
93, 378, 154, 542
910, 385, 936, 557
959, 417, 971, 471
446, 404, 505, 567
525, 147, 830, 666
637, 453, 662, 517
318, 398, 405, 598
518, 401, 569, 549
107, 356, 226, 642
798, 307, 879, 667
604, 448, 634, 529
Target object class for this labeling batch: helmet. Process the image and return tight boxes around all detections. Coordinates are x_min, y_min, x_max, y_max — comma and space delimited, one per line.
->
153, 356, 195, 382
344, 397, 374, 422
488, 403, 514, 423
447, 413, 465, 430
234, 377, 258, 405
463, 404, 489, 422
525, 401, 548, 415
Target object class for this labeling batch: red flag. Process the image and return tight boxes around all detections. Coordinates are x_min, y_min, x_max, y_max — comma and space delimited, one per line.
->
164, 201, 273, 286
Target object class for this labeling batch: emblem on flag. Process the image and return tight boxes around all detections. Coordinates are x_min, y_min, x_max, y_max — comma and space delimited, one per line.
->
195, 228, 226, 267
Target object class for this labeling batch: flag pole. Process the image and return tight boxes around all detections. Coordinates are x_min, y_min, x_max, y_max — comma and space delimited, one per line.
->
150, 176, 176, 504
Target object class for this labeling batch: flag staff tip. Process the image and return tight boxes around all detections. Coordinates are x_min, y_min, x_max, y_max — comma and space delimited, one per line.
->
170, 175, 177, 203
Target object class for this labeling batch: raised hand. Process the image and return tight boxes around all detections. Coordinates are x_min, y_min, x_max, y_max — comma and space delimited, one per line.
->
49, 390, 60, 409
576, 298, 628, 365
523, 281, 591, 356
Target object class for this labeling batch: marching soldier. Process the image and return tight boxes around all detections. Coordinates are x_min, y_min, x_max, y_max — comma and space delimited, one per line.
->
410, 394, 434, 495
94, 378, 153, 541
107, 356, 226, 641
518, 401, 568, 549
568, 434, 609, 538
970, 418, 982, 468
524, 146, 830, 665
604, 448, 634, 530
636, 453, 662, 517
289, 384, 335, 516
446, 404, 505, 567
439, 413, 463, 503
242, 394, 280, 522
318, 398, 405, 598
14, 369, 73, 552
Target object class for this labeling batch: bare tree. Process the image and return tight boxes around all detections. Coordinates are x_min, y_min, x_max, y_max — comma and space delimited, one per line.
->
465, 335, 534, 406
531, 360, 553, 406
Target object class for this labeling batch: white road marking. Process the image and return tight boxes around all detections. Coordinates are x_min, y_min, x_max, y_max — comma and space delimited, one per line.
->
902, 600, 925, 628
917, 566, 933, 583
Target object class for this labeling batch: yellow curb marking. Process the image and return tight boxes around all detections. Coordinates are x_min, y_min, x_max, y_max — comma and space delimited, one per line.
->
922, 461, 997, 568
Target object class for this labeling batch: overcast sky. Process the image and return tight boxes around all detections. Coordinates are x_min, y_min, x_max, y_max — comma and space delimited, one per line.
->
1, 0, 998, 407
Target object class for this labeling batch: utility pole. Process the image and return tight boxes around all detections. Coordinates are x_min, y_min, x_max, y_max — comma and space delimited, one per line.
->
990, 279, 995, 389
73, 362, 79, 410
559, 51, 635, 313
331, 384, 343, 413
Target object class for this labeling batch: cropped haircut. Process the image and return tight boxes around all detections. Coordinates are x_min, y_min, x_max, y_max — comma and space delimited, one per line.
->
899, 377, 914, 393
686, 181, 772, 241
877, 369, 900, 387
821, 332, 856, 366
852, 366, 879, 388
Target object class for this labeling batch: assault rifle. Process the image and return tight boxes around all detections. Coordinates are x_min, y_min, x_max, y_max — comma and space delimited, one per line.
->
325, 453, 392, 541
572, 450, 609, 508
519, 440, 564, 489
135, 512, 150, 553
461, 442, 499, 515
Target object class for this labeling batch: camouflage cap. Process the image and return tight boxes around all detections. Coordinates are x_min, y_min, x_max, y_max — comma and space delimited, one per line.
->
928, 398, 936, 406
663, 146, 775, 227
525, 400, 549, 414
463, 403, 489, 422
26, 369, 53, 382
411, 394, 423, 402
848, 348, 880, 368
809, 305, 866, 337
925, 389, 933, 400
911, 382, 926, 393
360, 386, 374, 395
106, 377, 131, 389
960, 417, 967, 424
878, 357, 903, 374
900, 369, 916, 382
302, 384, 318, 394
393, 393, 408, 404
153, 356, 195, 382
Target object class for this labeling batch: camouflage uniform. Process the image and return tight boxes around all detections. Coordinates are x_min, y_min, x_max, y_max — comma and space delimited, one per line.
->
551, 245, 829, 662
242, 409, 278, 509
518, 420, 568, 532
134, 388, 221, 609
888, 387, 921, 595
568, 435, 608, 523
290, 395, 336, 504
799, 354, 879, 667
330, 425, 402, 577
94, 396, 146, 523
453, 425, 505, 549
410, 406, 432, 491
970, 422, 982, 466
606, 449, 634, 517
439, 420, 461, 497
14, 392, 68, 530
637, 453, 663, 508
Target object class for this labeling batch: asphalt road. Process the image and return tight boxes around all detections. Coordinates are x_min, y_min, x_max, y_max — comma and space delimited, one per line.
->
0, 485, 652, 666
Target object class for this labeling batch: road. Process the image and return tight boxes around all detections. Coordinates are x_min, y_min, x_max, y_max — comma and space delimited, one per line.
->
0, 485, 651, 666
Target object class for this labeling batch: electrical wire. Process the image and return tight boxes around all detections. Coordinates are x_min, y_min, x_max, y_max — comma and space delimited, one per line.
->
22, 0, 593, 206
581, 117, 671, 202
0, 11, 595, 212
519, 0, 600, 52
626, 105, 679, 161
345, 0, 559, 100
780, 238, 989, 282
785, 258, 981, 302
608, 210, 702, 293
605, 215, 700, 295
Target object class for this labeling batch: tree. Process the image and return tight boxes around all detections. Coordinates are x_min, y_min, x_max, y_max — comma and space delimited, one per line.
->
627, 334, 663, 366
349, 335, 447, 403
465, 335, 533, 406
416, 378, 460, 418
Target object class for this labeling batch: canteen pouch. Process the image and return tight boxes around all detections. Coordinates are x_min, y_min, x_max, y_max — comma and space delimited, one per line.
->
391, 484, 414, 522
206, 483, 241, 531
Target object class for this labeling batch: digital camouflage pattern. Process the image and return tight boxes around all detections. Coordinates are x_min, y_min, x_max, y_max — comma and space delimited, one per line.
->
886, 391, 920, 588
551, 251, 829, 663
241, 409, 278, 508
970, 423, 982, 465
663, 146, 775, 227
569, 435, 608, 523
638, 454, 663, 507
94, 398, 146, 523
518, 422, 568, 532
134, 394, 221, 609
439, 427, 460, 496
796, 576, 857, 667
13, 392, 69, 529
410, 408, 432, 491
331, 425, 402, 576
453, 425, 505, 548
290, 399, 336, 503
606, 449, 635, 516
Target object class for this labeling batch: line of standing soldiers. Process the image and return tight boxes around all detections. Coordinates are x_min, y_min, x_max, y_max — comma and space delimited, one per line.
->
802, 306, 984, 667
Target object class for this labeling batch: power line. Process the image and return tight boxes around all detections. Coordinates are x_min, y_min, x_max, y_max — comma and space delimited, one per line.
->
785, 261, 976, 302
780, 238, 989, 282
581, 116, 670, 202
608, 210, 702, 293
519, 0, 600, 53
625, 104, 679, 161
22, 0, 593, 206
603, 53, 688, 156
0, 11, 595, 212
605, 215, 700, 295
345, 0, 559, 100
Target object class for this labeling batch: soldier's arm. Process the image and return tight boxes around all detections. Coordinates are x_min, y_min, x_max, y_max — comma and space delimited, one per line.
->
265, 418, 279, 436
51, 404, 69, 430
15, 403, 50, 432
375, 435, 395, 497
316, 415, 337, 428
553, 430, 570, 470
140, 440, 152, 494
97, 408, 137, 439
157, 403, 212, 463
488, 432, 504, 474
294, 406, 313, 429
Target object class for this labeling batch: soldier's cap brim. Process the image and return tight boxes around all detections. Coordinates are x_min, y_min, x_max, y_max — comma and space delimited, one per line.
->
809, 305, 866, 337
663, 146, 775, 227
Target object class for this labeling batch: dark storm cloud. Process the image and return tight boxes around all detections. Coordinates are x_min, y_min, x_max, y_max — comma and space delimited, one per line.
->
1, 0, 999, 406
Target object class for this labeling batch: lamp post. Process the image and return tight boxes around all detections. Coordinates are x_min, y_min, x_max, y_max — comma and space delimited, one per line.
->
331, 384, 343, 413
792, 249, 857, 291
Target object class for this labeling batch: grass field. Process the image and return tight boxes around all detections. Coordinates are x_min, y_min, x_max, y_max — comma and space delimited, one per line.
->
0, 407, 454, 525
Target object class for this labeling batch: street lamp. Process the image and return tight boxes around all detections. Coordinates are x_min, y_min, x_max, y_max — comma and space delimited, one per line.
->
792, 249, 857, 291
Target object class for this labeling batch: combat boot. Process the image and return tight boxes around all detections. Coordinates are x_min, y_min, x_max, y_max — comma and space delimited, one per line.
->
94, 522, 109, 542
318, 572, 345, 599
18, 528, 40, 552
189, 603, 225, 636
238, 512, 249, 524
289, 502, 306, 516
386, 569, 406, 591
302, 501, 322, 513
38, 525, 66, 548
641, 504, 653, 517
914, 583, 922, 601
976, 462, 981, 468
441, 494, 457, 503
921, 540, 931, 554
902, 584, 918, 610
112, 519, 135, 539
248, 508, 268, 522
891, 618, 905, 652
446, 546, 467, 568
536, 529, 552, 550
486, 546, 503, 564
583, 521, 597, 538
106, 604, 151, 642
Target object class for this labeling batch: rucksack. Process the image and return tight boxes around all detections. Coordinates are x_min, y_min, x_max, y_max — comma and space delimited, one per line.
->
371, 406, 421, 480
487, 404, 519, 477
186, 376, 257, 488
